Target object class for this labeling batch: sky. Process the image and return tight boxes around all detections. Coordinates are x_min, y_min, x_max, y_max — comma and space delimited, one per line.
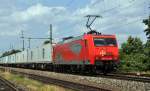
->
0, 0, 149, 53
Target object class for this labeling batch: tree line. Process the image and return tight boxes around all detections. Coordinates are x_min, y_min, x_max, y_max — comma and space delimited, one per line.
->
119, 16, 150, 72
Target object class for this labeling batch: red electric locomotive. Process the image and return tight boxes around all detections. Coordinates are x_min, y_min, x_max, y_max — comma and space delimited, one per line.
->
53, 31, 119, 73
53, 15, 119, 73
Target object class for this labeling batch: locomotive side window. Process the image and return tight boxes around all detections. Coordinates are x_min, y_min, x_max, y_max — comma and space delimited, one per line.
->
94, 38, 117, 46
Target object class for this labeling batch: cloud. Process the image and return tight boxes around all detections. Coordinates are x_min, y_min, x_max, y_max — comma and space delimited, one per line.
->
0, 0, 148, 51
70, 0, 148, 45
11, 3, 66, 22
0, 30, 20, 36
0, 3, 68, 37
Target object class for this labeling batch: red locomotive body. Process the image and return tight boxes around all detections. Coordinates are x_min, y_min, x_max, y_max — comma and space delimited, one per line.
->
53, 33, 119, 72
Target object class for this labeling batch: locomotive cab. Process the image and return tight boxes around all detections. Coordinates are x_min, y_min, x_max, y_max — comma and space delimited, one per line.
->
84, 33, 119, 72
93, 37, 118, 62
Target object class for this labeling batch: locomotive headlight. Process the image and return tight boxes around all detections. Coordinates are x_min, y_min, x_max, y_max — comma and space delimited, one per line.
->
113, 57, 118, 60
106, 52, 112, 56
95, 56, 100, 60
95, 56, 101, 60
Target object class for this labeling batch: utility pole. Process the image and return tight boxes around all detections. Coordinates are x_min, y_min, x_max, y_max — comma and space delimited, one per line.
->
50, 24, 52, 46
25, 37, 50, 49
49, 24, 53, 58
21, 31, 25, 51
20, 25, 53, 50
9, 44, 12, 50
28, 38, 31, 49
148, 3, 150, 35
49, 24, 53, 61
149, 3, 150, 25
149, 2, 150, 16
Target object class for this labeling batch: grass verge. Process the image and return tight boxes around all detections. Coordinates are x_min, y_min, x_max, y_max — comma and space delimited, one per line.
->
0, 70, 73, 91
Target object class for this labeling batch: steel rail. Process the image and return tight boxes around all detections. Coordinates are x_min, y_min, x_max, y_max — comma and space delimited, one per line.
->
11, 70, 110, 91
58, 72, 150, 83
0, 76, 23, 91
74, 72, 150, 83
0, 66, 150, 84
101, 73, 150, 83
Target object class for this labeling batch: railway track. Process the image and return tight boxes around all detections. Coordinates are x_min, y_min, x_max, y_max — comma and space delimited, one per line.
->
0, 66, 150, 91
1, 66, 150, 83
11, 70, 110, 91
63, 71, 150, 83
100, 73, 150, 83
0, 76, 23, 91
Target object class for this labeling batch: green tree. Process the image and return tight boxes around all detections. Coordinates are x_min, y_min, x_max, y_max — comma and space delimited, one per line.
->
0, 49, 21, 57
120, 53, 149, 72
121, 36, 143, 55
144, 40, 150, 70
119, 36, 150, 72
144, 40, 150, 55
119, 17, 150, 72
143, 16, 150, 39
43, 40, 50, 45
143, 16, 150, 71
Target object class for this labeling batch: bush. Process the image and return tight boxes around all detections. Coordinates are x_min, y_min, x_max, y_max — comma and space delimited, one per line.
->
119, 36, 150, 72
119, 53, 149, 72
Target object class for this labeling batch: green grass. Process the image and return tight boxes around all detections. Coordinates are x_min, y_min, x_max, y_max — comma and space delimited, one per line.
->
0, 70, 73, 91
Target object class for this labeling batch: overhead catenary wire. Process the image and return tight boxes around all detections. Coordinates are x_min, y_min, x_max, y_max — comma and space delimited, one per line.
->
52, 0, 114, 35
53, 0, 148, 36
101, 18, 143, 32
95, 0, 148, 27
15, 1, 150, 44
0, 1, 76, 52
63, 0, 147, 30
20, 0, 148, 45
16, 0, 77, 50
103, 0, 147, 17
99, 0, 148, 31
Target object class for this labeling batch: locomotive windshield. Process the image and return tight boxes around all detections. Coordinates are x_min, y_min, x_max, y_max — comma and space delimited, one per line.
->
94, 38, 117, 46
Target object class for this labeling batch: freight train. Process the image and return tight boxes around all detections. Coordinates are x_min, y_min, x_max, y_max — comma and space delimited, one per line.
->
0, 31, 119, 74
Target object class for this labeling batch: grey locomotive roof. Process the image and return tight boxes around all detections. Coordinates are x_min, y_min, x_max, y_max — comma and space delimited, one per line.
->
57, 35, 83, 44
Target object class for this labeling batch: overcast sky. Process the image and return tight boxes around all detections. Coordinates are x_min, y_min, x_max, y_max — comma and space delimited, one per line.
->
0, 0, 149, 52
